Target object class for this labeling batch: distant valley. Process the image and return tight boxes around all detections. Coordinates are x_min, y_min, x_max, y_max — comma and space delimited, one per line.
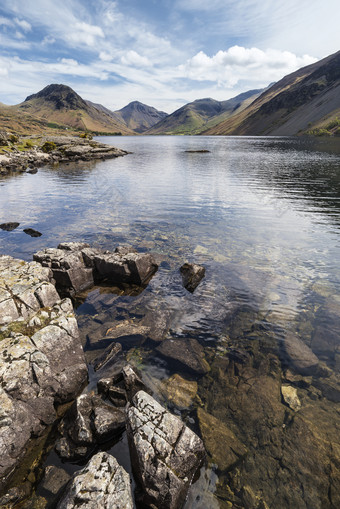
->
1, 50, 339, 137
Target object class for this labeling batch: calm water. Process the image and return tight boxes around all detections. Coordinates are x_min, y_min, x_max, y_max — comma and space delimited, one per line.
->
1, 136, 340, 508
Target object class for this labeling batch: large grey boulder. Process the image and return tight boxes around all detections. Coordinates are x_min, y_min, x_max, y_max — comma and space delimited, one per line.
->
57, 452, 133, 509
33, 243, 158, 297
0, 255, 59, 326
126, 391, 205, 509
0, 256, 87, 490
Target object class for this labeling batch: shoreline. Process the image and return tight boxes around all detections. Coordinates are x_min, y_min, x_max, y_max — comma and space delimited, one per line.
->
0, 134, 128, 175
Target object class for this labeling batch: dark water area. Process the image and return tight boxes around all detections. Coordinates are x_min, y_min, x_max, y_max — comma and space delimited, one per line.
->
1, 135, 340, 508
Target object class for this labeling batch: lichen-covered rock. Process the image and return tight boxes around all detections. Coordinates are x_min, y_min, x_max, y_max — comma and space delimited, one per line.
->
56, 452, 133, 509
0, 256, 87, 491
126, 390, 205, 509
0, 255, 59, 326
180, 262, 205, 293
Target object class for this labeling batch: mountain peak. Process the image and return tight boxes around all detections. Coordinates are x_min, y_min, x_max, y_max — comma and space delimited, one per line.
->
24, 84, 87, 110
114, 101, 168, 132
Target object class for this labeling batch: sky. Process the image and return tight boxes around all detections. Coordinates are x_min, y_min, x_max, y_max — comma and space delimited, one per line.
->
0, 0, 339, 113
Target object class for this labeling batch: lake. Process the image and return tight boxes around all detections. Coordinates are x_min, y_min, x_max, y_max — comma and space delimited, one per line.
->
1, 135, 340, 508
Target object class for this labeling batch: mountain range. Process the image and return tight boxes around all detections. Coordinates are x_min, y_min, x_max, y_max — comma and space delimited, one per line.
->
1, 49, 339, 137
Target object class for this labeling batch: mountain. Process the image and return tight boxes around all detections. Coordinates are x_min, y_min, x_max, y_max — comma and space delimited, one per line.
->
17, 84, 133, 134
146, 90, 264, 135
204, 50, 340, 136
114, 101, 168, 133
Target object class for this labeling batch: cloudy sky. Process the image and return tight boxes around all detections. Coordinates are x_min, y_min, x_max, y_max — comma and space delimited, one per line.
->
0, 0, 339, 112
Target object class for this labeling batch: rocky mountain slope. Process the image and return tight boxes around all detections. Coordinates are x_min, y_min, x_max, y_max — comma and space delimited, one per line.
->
204, 50, 340, 136
17, 84, 133, 135
114, 101, 168, 133
146, 89, 263, 135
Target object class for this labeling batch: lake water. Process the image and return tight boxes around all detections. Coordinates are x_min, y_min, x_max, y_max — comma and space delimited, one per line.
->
1, 135, 340, 508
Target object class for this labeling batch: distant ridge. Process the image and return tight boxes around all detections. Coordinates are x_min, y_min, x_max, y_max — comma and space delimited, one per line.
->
204, 50, 340, 136
146, 89, 264, 135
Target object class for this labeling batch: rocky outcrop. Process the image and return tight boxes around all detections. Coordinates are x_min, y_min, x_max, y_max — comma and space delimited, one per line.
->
0, 255, 87, 490
57, 452, 133, 509
126, 390, 205, 509
0, 135, 127, 175
180, 262, 205, 293
34, 242, 158, 297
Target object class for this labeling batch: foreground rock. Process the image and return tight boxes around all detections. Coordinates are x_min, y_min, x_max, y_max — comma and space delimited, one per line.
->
56, 393, 125, 460
0, 135, 128, 175
126, 390, 205, 509
0, 255, 87, 491
34, 242, 158, 297
180, 262, 205, 293
57, 452, 133, 509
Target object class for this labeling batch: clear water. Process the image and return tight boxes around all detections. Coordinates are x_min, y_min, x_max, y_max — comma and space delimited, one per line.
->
1, 135, 340, 508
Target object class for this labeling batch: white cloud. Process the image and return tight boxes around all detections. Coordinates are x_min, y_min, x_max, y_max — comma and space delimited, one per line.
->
42, 35, 56, 45
65, 22, 104, 47
0, 16, 12, 27
99, 51, 113, 62
14, 17, 31, 31
179, 46, 317, 87
121, 50, 151, 68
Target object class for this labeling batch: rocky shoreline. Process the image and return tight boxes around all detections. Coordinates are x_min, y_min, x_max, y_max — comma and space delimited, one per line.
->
0, 134, 128, 175
0, 244, 206, 508
1, 240, 340, 508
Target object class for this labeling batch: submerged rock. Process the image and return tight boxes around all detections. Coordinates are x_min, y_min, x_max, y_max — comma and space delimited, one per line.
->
156, 337, 210, 375
23, 228, 42, 237
281, 385, 301, 411
197, 408, 247, 471
126, 390, 205, 509
283, 333, 319, 375
180, 262, 205, 293
161, 374, 198, 409
56, 452, 133, 509
91, 342, 123, 372
40, 466, 71, 497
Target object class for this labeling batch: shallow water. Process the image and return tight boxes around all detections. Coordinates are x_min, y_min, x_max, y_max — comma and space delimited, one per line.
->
1, 135, 340, 508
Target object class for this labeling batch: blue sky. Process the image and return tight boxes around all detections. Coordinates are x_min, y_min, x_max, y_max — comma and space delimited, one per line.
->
0, 0, 339, 112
